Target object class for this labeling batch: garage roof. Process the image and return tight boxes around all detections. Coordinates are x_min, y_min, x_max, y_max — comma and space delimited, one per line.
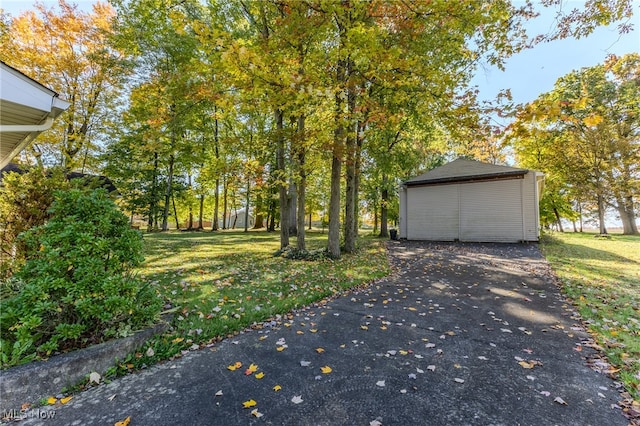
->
0, 61, 70, 169
404, 159, 529, 187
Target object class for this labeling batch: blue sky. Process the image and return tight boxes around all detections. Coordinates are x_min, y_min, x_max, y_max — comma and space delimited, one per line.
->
473, 3, 640, 105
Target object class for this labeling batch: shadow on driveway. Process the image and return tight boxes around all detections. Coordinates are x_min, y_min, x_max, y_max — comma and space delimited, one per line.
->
21, 241, 626, 426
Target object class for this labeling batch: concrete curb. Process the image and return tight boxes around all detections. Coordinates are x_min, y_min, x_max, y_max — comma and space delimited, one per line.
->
0, 321, 168, 412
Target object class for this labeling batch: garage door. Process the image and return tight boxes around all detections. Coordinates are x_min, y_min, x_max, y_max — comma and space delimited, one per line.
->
406, 185, 459, 240
459, 180, 523, 242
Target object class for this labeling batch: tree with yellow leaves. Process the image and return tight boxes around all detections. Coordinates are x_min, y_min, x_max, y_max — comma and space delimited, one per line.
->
0, 1, 130, 171
510, 53, 640, 235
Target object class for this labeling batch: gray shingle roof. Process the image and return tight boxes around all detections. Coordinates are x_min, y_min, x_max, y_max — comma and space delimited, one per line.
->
404, 159, 528, 186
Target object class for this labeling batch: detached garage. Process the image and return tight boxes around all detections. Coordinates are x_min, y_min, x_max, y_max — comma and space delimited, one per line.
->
399, 159, 544, 242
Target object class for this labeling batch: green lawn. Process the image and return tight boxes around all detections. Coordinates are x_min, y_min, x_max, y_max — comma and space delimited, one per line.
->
540, 232, 640, 400
109, 230, 389, 375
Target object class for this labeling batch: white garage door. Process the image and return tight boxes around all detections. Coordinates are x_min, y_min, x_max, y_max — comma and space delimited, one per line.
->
406, 185, 459, 240
459, 180, 523, 242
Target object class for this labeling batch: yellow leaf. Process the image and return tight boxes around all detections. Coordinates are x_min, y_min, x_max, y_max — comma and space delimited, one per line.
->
60, 396, 73, 404
243, 399, 257, 408
114, 416, 131, 426
273, 385, 282, 392
248, 363, 258, 372
380, 326, 387, 330
321, 365, 332, 374
583, 115, 603, 127
310, 329, 318, 333
518, 361, 535, 369
360, 325, 368, 330
399, 350, 408, 355
172, 337, 184, 344
227, 361, 242, 371
408, 307, 417, 311
276, 346, 285, 352
255, 372, 265, 379
47, 397, 57, 405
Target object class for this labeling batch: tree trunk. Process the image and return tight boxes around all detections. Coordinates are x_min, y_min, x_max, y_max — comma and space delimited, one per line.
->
379, 175, 389, 238
161, 152, 175, 232
172, 193, 180, 230
553, 206, 564, 232
597, 193, 607, 235
148, 151, 159, 232
617, 195, 639, 235
187, 174, 194, 230
328, 57, 345, 258
353, 119, 365, 239
212, 108, 220, 231
289, 180, 297, 236
244, 178, 250, 233
343, 80, 356, 253
296, 115, 306, 250
222, 175, 228, 229
198, 194, 205, 230
275, 108, 289, 249
373, 202, 378, 235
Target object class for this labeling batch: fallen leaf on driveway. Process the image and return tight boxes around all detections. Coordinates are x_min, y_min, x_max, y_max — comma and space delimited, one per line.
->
273, 385, 282, 392
255, 372, 265, 379
300, 360, 311, 367
215, 390, 223, 397
251, 409, 263, 418
454, 378, 465, 383
114, 417, 130, 426
47, 397, 57, 405
554, 397, 568, 405
291, 395, 303, 404
243, 399, 257, 408
376, 380, 386, 387
60, 396, 73, 404
321, 366, 332, 374
427, 365, 436, 372
316, 347, 325, 353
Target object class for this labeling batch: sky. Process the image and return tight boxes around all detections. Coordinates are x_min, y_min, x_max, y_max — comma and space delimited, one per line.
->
473, 3, 640, 106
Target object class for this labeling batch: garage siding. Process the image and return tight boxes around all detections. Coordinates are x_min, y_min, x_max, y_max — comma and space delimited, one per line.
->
459, 179, 524, 242
521, 173, 537, 241
406, 185, 459, 240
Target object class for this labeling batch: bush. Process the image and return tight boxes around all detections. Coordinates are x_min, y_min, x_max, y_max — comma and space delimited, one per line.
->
0, 189, 161, 367
0, 166, 68, 278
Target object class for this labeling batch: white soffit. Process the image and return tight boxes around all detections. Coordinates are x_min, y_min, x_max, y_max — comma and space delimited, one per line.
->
0, 61, 70, 169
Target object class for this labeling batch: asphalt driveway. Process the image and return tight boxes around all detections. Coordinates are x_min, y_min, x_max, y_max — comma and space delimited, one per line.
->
21, 241, 627, 425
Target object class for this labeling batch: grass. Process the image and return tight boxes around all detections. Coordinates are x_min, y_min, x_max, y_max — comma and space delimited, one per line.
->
103, 229, 390, 378
540, 231, 640, 401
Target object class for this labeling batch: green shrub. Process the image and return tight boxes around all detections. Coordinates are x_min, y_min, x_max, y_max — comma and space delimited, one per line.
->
0, 166, 68, 278
0, 189, 161, 367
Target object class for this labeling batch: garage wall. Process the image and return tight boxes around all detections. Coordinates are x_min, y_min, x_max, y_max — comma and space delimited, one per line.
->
404, 174, 540, 242
406, 185, 459, 240
521, 172, 541, 241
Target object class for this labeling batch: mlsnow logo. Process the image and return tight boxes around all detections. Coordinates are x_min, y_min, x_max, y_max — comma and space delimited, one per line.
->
1, 408, 57, 420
